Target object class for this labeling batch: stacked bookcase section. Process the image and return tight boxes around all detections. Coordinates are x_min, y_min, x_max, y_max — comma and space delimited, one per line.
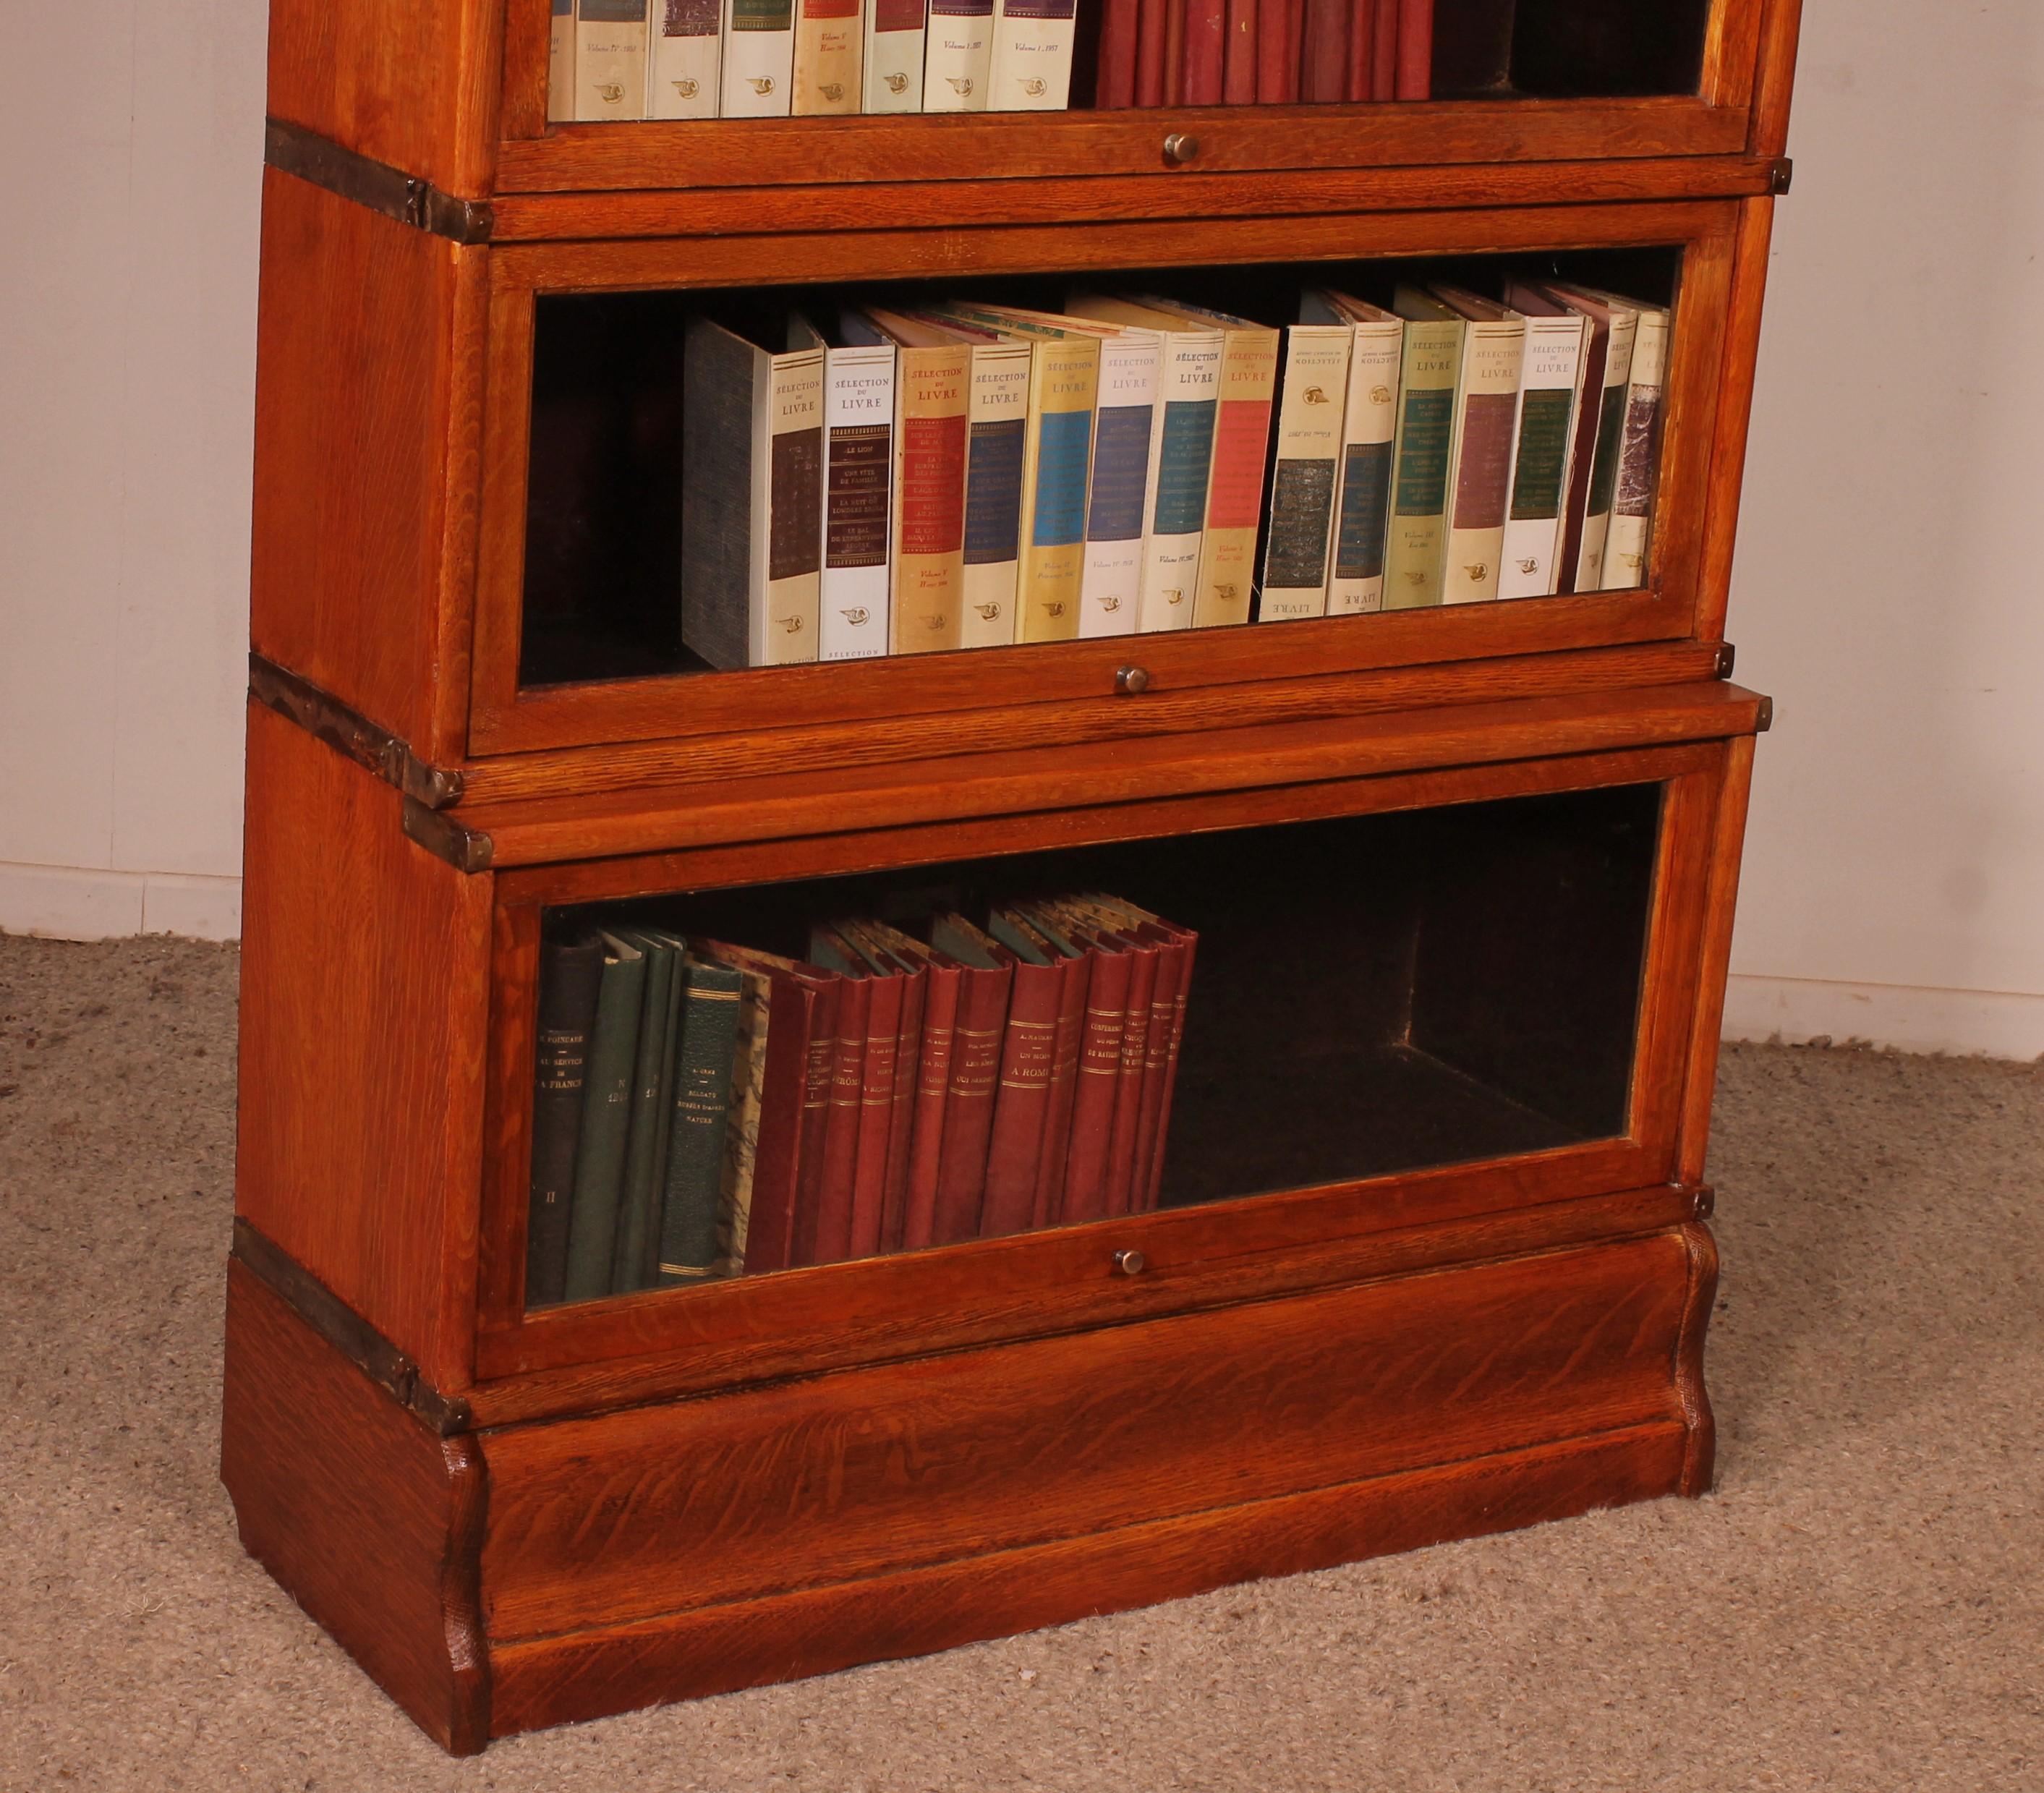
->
231, 0, 1803, 1755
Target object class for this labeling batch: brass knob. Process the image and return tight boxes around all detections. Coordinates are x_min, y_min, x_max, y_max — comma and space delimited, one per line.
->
1115, 665, 1151, 696
1162, 133, 1200, 166
1114, 1249, 1148, 1277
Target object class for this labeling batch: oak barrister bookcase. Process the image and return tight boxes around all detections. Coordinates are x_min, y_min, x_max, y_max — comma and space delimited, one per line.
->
226, 0, 1802, 1753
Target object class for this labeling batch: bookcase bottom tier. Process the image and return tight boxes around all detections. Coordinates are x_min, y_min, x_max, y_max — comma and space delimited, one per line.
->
220, 1206, 1718, 1755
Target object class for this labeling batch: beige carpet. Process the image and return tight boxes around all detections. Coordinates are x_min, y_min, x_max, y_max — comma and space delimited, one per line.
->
1, 934, 2039, 1791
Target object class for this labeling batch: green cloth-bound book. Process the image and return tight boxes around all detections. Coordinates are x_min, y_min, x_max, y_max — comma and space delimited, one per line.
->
609, 929, 683, 1297
562, 932, 646, 1304
657, 958, 744, 1286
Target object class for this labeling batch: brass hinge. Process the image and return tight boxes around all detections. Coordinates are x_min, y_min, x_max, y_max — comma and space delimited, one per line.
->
264, 119, 494, 247
1768, 156, 1794, 196
403, 797, 496, 874
250, 655, 464, 809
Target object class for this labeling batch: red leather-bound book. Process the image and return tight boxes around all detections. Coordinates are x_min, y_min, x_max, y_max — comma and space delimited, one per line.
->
1000, 907, 1094, 1230
1183, 0, 1226, 105
1253, 0, 1296, 101
1342, 0, 1374, 100
975, 909, 1071, 1240
1162, 0, 1189, 104
1029, 908, 1136, 1226
1097, 0, 1141, 106
1395, 0, 1431, 97
859, 921, 961, 1253
1300, 0, 1346, 101
804, 954, 869, 1266
1135, 0, 1169, 105
810, 924, 906, 1263
843, 923, 929, 1255
927, 914, 1018, 1244
1222, 0, 1256, 102
1371, 0, 1397, 98
1086, 896, 1198, 1210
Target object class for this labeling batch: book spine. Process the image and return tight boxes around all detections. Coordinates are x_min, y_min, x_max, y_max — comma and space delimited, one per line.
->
1394, 0, 1430, 97
1222, 0, 1256, 101
612, 938, 680, 1293
931, 963, 1012, 1242
1163, 0, 1188, 103
1183, 0, 1225, 103
1058, 943, 1131, 1224
1095, 0, 1140, 106
722, 0, 797, 114
1101, 943, 1157, 1214
1342, 0, 1373, 100
958, 343, 1031, 647
1602, 307, 1668, 592
1030, 950, 1092, 1226
1381, 319, 1462, 610
715, 970, 771, 1274
979, 963, 1063, 1238
649, 0, 722, 115
810, 977, 869, 1264
1575, 312, 1637, 592
891, 345, 972, 653
1325, 319, 1402, 615
1141, 929, 1196, 1208
681, 320, 753, 672
846, 973, 902, 1259
756, 349, 825, 665
1253, 0, 1293, 101
525, 938, 603, 1308
1015, 336, 1098, 643
1370, 0, 1396, 98
924, 0, 995, 106
563, 948, 647, 1303
793, 0, 864, 110
785, 980, 841, 1267
879, 966, 927, 1251
575, 0, 650, 119
1551, 312, 1611, 596
1257, 325, 1352, 620
1498, 315, 1586, 600
1128, 933, 1183, 1210
729, 971, 814, 1277
1078, 337, 1158, 639
820, 345, 894, 662
988, 0, 1077, 109
1134, 0, 1167, 104
549, 0, 577, 121
864, 0, 927, 108
1300, 0, 1347, 101
1138, 338, 1221, 632
1191, 329, 1278, 629
900, 963, 961, 1249
1441, 319, 1526, 605
655, 961, 742, 1285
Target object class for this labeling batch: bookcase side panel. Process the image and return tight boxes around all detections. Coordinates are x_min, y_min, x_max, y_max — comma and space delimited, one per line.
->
237, 702, 494, 1387
267, 0, 502, 195
250, 172, 479, 762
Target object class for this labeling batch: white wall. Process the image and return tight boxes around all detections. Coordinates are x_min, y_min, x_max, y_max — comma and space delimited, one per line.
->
0, 0, 267, 942
1721, 0, 2044, 1057
3, 1, 2041, 1055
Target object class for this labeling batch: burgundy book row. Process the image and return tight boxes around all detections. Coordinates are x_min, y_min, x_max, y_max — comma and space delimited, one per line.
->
1096, 0, 1432, 107
525, 895, 1198, 1311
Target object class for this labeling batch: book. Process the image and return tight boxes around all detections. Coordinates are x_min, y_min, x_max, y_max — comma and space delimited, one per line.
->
842, 922, 929, 1251
843, 308, 972, 652
611, 928, 684, 1294
793, 0, 864, 111
549, 0, 577, 122
1134, 0, 1168, 104
809, 955, 869, 1264
681, 315, 825, 669
1541, 282, 1638, 594
956, 329, 1032, 647
1301, 288, 1404, 616
926, 913, 1018, 1243
689, 940, 835, 1276
925, 0, 995, 106
1428, 284, 1527, 605
989, 906, 1092, 1227
715, 964, 772, 1274
722, 0, 798, 114
575, 0, 650, 119
563, 932, 646, 1303
1494, 284, 1590, 600
1302, 0, 1347, 102
1583, 289, 1670, 592
809, 925, 903, 1260
1342, 0, 1374, 101
1256, 0, 1298, 101
1086, 894, 1197, 1208
817, 326, 895, 662
1371, 0, 1396, 99
1223, 0, 1256, 102
1256, 320, 1354, 621
648, 0, 722, 116
526, 933, 604, 1308
1394, 0, 1431, 97
863, 0, 926, 108
977, 909, 1074, 1238
657, 957, 744, 1285
1163, 0, 1187, 105
1183, 0, 1225, 104
1096, 0, 1140, 106
1026, 910, 1131, 1225
1380, 295, 1465, 609
987, 0, 1078, 109
854, 921, 965, 1251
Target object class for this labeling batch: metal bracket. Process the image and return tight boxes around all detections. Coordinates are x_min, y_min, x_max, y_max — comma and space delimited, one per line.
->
1690, 1185, 1716, 1222
264, 119, 494, 247
404, 797, 496, 874
1768, 156, 1794, 196
1755, 695, 1775, 733
233, 1218, 474, 1436
250, 655, 464, 809
1714, 642, 1737, 681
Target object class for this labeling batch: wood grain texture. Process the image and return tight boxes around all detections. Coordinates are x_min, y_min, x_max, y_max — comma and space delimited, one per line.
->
250, 172, 472, 757
478, 1229, 1697, 1641
462, 682, 1770, 866
1674, 1220, 1721, 1495
487, 1420, 1690, 1737
236, 702, 493, 1387
221, 1263, 491, 1753
1748, 0, 1806, 158
268, 0, 501, 195
1676, 731, 1757, 1183
1696, 196, 1776, 642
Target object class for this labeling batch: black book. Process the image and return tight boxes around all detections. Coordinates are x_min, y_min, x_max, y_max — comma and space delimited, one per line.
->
526, 932, 605, 1308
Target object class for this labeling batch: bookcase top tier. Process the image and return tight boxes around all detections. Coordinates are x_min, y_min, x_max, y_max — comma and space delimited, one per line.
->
264, 0, 1802, 226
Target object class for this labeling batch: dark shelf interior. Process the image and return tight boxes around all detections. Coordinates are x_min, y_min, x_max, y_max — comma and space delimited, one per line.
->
519, 246, 1684, 692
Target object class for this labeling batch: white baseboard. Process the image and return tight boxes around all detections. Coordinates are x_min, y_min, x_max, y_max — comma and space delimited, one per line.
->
1723, 974, 2044, 1061
0, 861, 242, 942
